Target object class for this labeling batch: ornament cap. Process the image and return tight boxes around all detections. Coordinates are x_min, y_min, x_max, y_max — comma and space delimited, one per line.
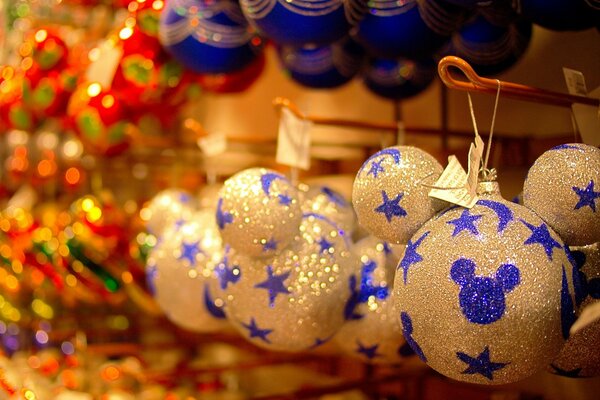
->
477, 181, 501, 198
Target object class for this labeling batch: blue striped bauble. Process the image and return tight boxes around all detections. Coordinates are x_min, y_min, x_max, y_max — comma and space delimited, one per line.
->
159, 0, 263, 74
517, 0, 598, 31
363, 57, 437, 100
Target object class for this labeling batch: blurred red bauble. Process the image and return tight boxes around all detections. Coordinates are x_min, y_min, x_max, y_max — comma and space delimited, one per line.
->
197, 51, 266, 94
22, 29, 70, 81
0, 68, 38, 131
22, 66, 79, 119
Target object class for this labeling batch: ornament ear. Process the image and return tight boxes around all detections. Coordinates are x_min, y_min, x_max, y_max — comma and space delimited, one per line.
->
450, 258, 476, 286
496, 263, 520, 293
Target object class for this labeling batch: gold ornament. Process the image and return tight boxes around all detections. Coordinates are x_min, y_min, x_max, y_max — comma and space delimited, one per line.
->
146, 210, 229, 333
217, 168, 302, 258
299, 183, 357, 237
523, 143, 600, 246
352, 146, 444, 244
393, 181, 577, 385
334, 236, 411, 364
550, 242, 600, 377
223, 213, 355, 352
142, 189, 196, 238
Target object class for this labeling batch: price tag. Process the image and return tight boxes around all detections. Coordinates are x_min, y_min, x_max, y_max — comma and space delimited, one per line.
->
276, 107, 312, 170
563, 67, 587, 96
197, 132, 227, 157
85, 40, 122, 89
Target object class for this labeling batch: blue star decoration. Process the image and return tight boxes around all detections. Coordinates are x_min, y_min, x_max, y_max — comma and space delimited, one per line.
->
214, 246, 241, 290
367, 159, 385, 178
356, 340, 381, 360
216, 198, 233, 230
278, 193, 292, 206
178, 240, 203, 266
307, 334, 334, 350
254, 265, 291, 308
399, 231, 430, 285
400, 312, 427, 362
374, 190, 407, 223
573, 180, 600, 212
456, 346, 509, 380
262, 237, 278, 253
317, 236, 333, 254
241, 318, 273, 344
447, 209, 483, 237
520, 219, 562, 261
344, 259, 389, 320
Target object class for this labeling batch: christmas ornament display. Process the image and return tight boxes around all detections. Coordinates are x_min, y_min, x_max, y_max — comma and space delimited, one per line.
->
517, 0, 598, 31
159, 0, 264, 74
216, 168, 302, 258
222, 213, 355, 351
393, 181, 576, 384
363, 57, 437, 100
146, 210, 229, 333
142, 188, 195, 238
334, 236, 410, 364
240, 0, 357, 46
551, 242, 600, 377
523, 143, 600, 246
299, 184, 357, 237
352, 146, 444, 244
277, 37, 365, 89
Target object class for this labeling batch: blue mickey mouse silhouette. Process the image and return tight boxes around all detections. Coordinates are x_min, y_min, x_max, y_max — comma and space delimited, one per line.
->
450, 258, 520, 325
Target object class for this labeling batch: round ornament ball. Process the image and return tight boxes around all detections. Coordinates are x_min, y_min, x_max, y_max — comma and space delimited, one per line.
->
334, 236, 413, 364
393, 180, 578, 385
523, 143, 600, 246
299, 183, 357, 237
363, 57, 437, 100
142, 189, 196, 238
159, 0, 264, 74
352, 146, 444, 244
146, 210, 229, 332
216, 168, 302, 258
222, 213, 355, 352
550, 242, 600, 378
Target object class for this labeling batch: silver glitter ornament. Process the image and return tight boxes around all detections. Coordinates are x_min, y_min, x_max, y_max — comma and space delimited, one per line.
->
146, 210, 229, 333
217, 168, 302, 257
393, 181, 577, 385
299, 183, 357, 236
334, 236, 411, 364
551, 242, 600, 378
523, 143, 600, 246
143, 189, 195, 238
352, 146, 444, 245
223, 213, 355, 352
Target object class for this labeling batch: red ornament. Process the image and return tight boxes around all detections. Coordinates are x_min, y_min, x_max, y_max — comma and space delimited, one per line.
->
22, 66, 79, 118
0, 68, 38, 131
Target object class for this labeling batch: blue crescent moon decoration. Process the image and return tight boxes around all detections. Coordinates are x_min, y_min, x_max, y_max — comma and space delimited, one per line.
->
560, 265, 577, 340
261, 172, 289, 198
320, 186, 348, 207
435, 205, 460, 220
400, 311, 427, 362
550, 363, 582, 378
358, 148, 402, 175
477, 200, 514, 233
203, 284, 226, 319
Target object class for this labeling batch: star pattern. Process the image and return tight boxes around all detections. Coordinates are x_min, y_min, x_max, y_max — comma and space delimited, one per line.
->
215, 247, 241, 290
317, 236, 333, 254
278, 193, 292, 206
521, 220, 562, 261
216, 198, 233, 230
572, 180, 600, 212
400, 231, 430, 284
356, 340, 381, 360
367, 160, 385, 178
374, 190, 407, 223
241, 318, 273, 344
456, 346, 509, 380
262, 238, 278, 253
178, 240, 203, 266
447, 209, 482, 237
254, 265, 291, 307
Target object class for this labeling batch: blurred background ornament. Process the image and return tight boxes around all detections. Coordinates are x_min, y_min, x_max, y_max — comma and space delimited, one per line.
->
516, 0, 599, 31
140, 188, 195, 239
362, 57, 437, 100
299, 183, 357, 238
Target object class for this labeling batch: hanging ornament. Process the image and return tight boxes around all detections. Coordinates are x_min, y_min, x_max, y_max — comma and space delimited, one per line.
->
277, 36, 365, 89
298, 183, 357, 237
523, 143, 600, 246
393, 180, 577, 385
197, 51, 266, 94
240, 0, 358, 47
516, 0, 598, 31
146, 210, 229, 333
22, 28, 70, 84
223, 213, 355, 351
362, 57, 437, 100
216, 168, 302, 258
141, 189, 196, 239
550, 242, 600, 378
334, 236, 412, 364
0, 69, 38, 132
352, 146, 444, 244
159, 0, 264, 74
22, 67, 79, 119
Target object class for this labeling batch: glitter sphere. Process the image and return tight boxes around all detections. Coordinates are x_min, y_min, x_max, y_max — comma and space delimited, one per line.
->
334, 236, 411, 364
352, 146, 444, 245
143, 189, 195, 238
146, 210, 229, 333
523, 143, 600, 246
299, 183, 357, 237
217, 168, 302, 258
550, 242, 600, 377
223, 213, 355, 352
393, 181, 577, 384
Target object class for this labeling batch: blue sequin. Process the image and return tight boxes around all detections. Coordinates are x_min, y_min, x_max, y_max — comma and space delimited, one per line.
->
400, 312, 427, 362
561, 265, 577, 340
399, 231, 429, 284
573, 180, 600, 212
521, 219, 562, 261
456, 346, 508, 380
447, 209, 482, 237
254, 265, 291, 308
477, 200, 514, 233
374, 190, 407, 222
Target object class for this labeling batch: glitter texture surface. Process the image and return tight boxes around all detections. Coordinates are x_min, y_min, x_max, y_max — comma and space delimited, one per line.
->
299, 183, 357, 236
223, 213, 355, 352
352, 146, 444, 245
146, 210, 229, 333
217, 168, 302, 257
393, 182, 574, 385
523, 143, 600, 246
144, 189, 195, 238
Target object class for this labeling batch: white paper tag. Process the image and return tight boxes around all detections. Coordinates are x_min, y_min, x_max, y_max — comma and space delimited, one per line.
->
428, 155, 478, 208
563, 67, 588, 96
85, 40, 122, 89
197, 132, 227, 157
570, 302, 600, 335
571, 85, 600, 147
466, 135, 485, 199
276, 107, 312, 170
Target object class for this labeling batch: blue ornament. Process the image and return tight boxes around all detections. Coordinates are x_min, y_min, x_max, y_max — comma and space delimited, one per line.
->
518, 0, 598, 31
160, 0, 264, 73
363, 57, 437, 100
